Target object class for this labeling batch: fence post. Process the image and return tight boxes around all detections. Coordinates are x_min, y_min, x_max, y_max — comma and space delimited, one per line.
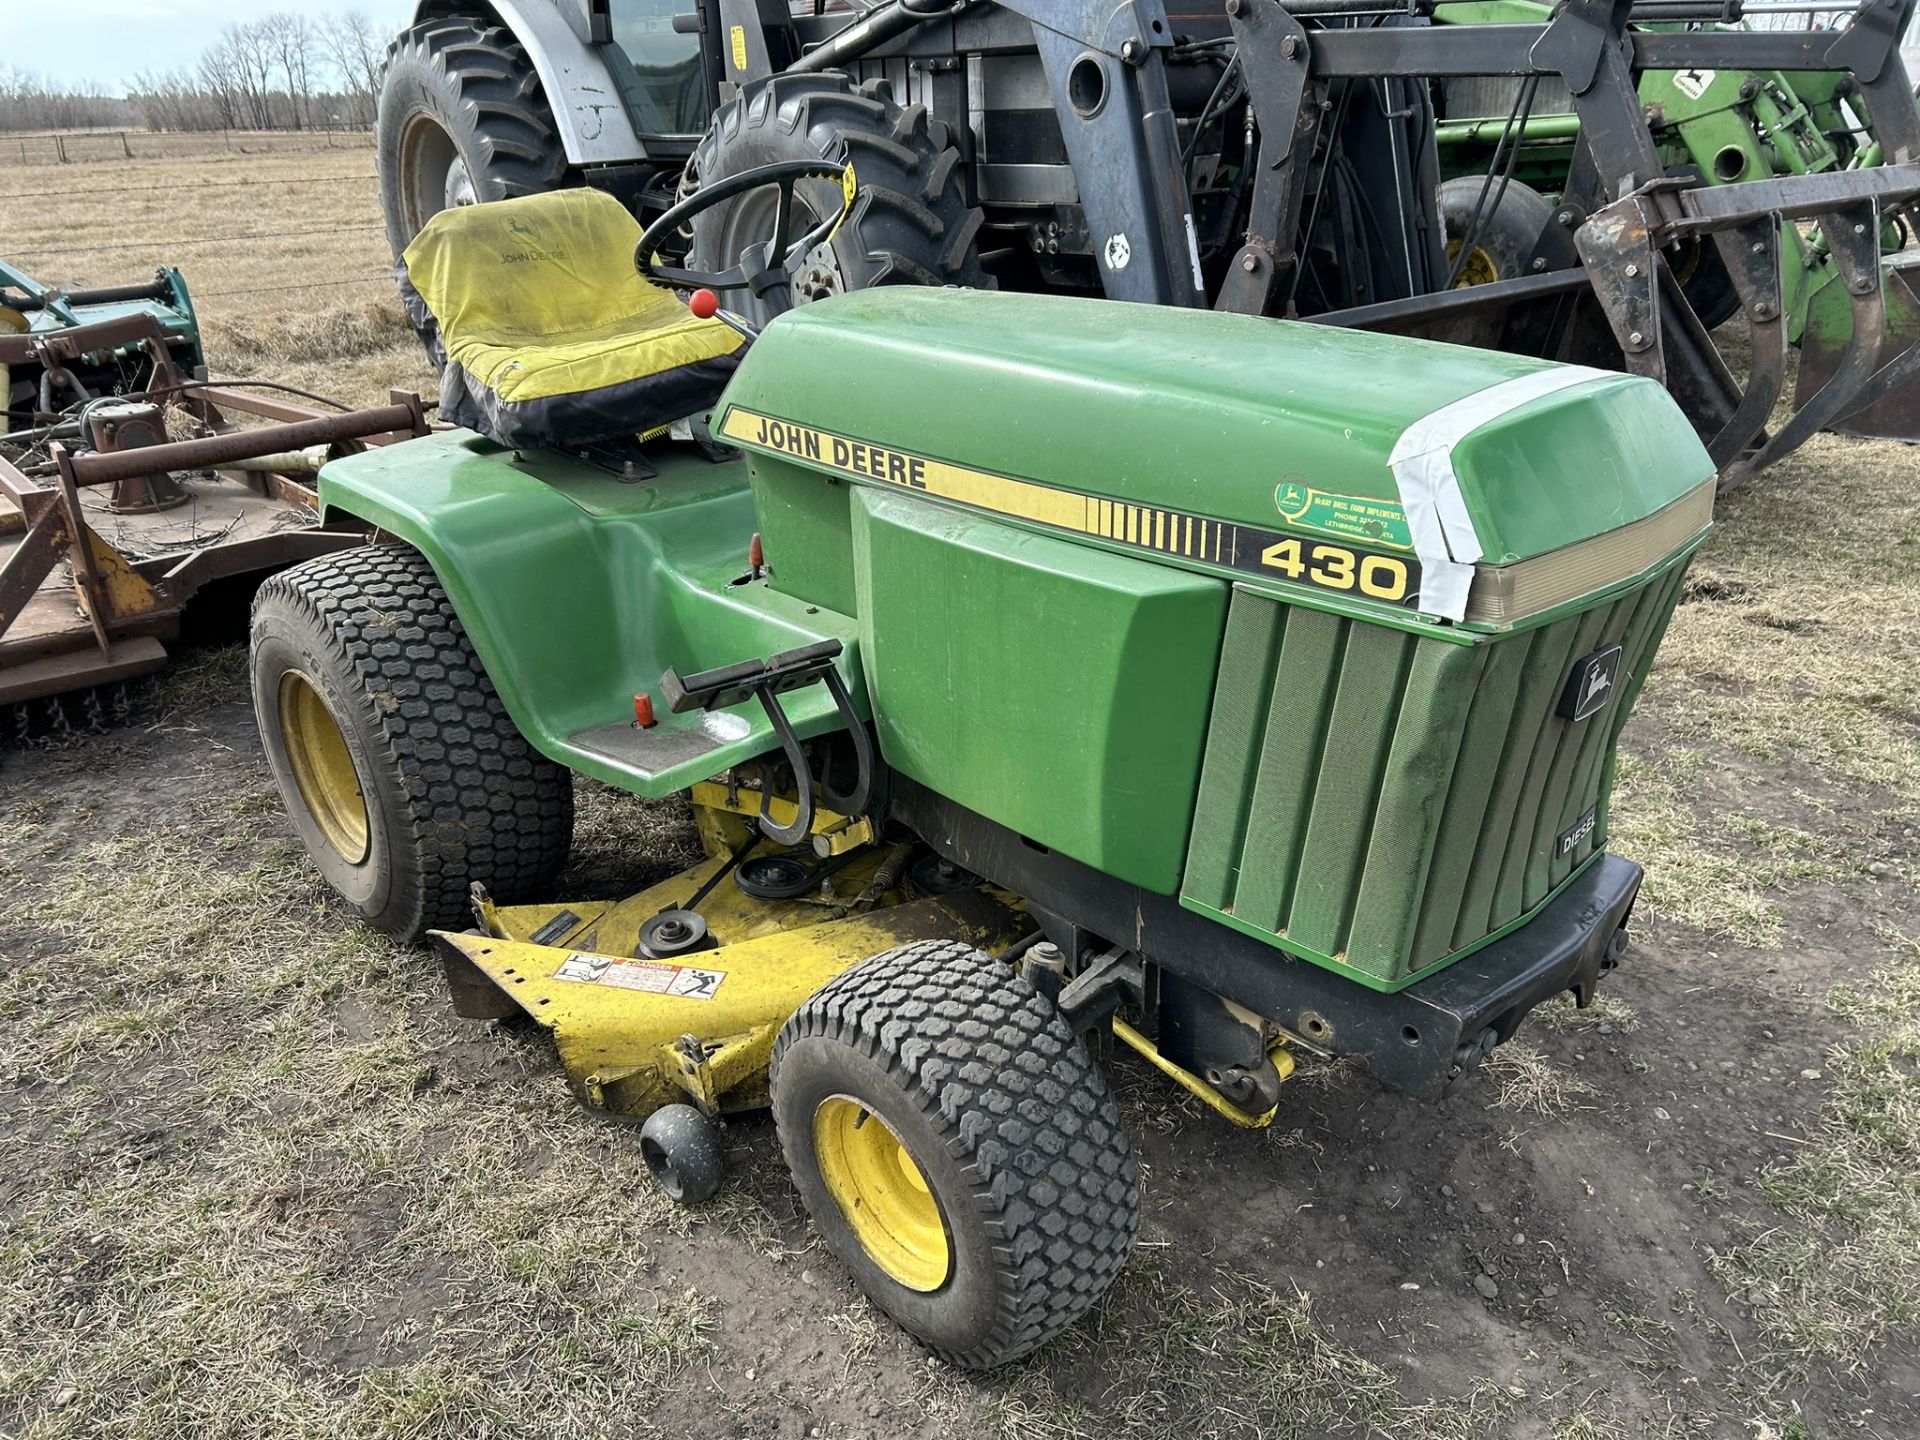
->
120, 131, 132, 159
55, 134, 68, 164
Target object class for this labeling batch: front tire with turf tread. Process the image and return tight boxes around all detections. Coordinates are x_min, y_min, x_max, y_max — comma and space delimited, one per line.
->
770, 940, 1138, 1369
251, 545, 572, 942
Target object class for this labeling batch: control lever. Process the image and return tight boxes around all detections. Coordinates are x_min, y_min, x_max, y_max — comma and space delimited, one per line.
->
660, 639, 874, 845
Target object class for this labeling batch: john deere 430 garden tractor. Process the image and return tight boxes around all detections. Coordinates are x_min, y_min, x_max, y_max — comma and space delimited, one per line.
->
256, 167, 1712, 1367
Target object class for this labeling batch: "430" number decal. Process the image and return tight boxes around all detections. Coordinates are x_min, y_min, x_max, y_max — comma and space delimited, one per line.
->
1258, 537, 1413, 602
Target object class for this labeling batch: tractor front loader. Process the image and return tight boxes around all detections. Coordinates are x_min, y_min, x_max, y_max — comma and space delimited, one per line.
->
1432, 0, 1920, 445
257, 176, 1712, 1367
382, 0, 1920, 487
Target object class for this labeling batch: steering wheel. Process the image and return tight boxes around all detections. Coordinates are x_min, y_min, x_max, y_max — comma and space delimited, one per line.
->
636, 159, 855, 314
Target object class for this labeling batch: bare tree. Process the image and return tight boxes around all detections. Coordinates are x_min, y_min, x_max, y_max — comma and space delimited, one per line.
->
219, 22, 277, 130
195, 44, 243, 130
262, 12, 317, 131
0, 66, 129, 131
321, 11, 385, 128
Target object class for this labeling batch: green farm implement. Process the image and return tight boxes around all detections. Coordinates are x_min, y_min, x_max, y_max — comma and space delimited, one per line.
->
1432, 0, 1920, 444
257, 174, 1712, 1367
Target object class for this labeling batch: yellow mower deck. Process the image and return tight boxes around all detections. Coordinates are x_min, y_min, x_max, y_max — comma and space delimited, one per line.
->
438, 838, 1029, 1120
435, 799, 1296, 1130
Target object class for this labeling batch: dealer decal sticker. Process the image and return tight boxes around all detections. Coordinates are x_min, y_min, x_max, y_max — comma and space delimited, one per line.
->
553, 953, 725, 999
1274, 479, 1414, 551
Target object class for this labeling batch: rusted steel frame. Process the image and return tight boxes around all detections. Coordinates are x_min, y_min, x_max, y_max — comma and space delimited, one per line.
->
0, 453, 52, 521
52, 398, 426, 489
260, 472, 322, 509
1743, 202, 1902, 474
1705, 216, 1789, 476
130, 527, 370, 591
0, 311, 173, 369
0, 502, 70, 638
1648, 164, 1920, 235
186, 385, 337, 427
50, 449, 112, 651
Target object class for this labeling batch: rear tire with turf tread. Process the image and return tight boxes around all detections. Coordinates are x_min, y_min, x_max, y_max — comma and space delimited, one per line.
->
250, 544, 572, 942
688, 72, 989, 320
770, 940, 1138, 1369
378, 18, 570, 259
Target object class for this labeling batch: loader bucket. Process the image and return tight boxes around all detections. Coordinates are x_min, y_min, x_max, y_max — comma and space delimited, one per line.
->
1793, 252, 1920, 443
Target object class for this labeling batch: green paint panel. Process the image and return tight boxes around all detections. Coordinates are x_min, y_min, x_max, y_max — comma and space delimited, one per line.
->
316, 432, 862, 799
1181, 544, 1698, 988
1220, 612, 1345, 932
722, 289, 1712, 571
851, 487, 1226, 894
1288, 625, 1414, 957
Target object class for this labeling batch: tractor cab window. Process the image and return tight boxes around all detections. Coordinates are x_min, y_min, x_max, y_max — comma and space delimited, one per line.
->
606, 0, 709, 139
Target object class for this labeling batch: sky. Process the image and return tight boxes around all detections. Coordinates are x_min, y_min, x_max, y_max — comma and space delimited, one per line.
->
12, 1, 419, 93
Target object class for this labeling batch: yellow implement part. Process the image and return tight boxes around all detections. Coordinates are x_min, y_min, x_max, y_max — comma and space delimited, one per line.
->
488, 844, 910, 955
1110, 1017, 1294, 1129
437, 885, 1025, 1119
688, 781, 876, 857
277, 670, 369, 864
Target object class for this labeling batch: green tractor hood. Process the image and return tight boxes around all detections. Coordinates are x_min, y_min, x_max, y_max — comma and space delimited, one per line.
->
716, 289, 1714, 631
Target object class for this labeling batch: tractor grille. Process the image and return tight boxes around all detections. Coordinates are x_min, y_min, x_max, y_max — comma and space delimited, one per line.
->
1180, 557, 1690, 989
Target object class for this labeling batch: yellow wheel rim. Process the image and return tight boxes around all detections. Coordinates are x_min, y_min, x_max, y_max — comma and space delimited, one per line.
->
813, 1095, 951, 1292
1447, 239, 1500, 289
277, 670, 370, 865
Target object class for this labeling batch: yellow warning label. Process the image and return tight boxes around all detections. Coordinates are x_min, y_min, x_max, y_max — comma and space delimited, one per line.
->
730, 24, 748, 73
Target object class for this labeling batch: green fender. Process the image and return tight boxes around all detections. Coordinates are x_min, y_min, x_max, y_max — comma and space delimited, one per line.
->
315, 429, 864, 800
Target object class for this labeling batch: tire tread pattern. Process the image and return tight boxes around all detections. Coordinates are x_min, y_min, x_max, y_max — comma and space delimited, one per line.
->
254, 545, 571, 937
691, 72, 988, 292
772, 940, 1138, 1368
380, 19, 568, 256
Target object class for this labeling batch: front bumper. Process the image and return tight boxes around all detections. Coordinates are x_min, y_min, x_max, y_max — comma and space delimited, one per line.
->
897, 780, 1644, 1105
1269, 852, 1644, 1101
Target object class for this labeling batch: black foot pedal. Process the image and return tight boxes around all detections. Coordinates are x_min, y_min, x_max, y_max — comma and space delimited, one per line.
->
661, 640, 874, 845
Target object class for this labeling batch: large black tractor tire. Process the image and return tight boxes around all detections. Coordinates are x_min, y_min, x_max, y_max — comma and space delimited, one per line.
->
770, 940, 1139, 1369
688, 73, 989, 322
250, 545, 573, 943
377, 18, 569, 259
1439, 175, 1560, 287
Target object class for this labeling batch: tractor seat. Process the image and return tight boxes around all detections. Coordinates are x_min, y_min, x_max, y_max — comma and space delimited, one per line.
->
396, 188, 744, 451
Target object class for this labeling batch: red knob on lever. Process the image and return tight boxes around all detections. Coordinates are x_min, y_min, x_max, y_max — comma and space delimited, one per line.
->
689, 289, 720, 320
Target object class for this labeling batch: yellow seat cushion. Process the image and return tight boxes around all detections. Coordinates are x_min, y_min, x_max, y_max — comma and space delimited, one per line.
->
398, 188, 744, 447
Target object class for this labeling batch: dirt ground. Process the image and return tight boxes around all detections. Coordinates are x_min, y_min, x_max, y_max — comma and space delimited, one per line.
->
2, 144, 1918, 1440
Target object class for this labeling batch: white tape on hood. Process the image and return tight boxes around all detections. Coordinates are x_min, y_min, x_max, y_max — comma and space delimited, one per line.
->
1388, 365, 1613, 622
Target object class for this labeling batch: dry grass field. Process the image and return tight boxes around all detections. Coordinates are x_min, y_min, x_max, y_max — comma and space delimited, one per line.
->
2, 139, 1918, 1440
5, 134, 434, 411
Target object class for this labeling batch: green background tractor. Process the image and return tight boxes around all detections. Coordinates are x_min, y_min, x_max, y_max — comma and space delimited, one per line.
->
252, 177, 1714, 1367
375, 0, 1920, 481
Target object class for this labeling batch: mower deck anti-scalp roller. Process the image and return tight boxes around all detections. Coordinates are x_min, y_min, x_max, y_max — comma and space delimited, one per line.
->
257, 174, 1712, 1369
